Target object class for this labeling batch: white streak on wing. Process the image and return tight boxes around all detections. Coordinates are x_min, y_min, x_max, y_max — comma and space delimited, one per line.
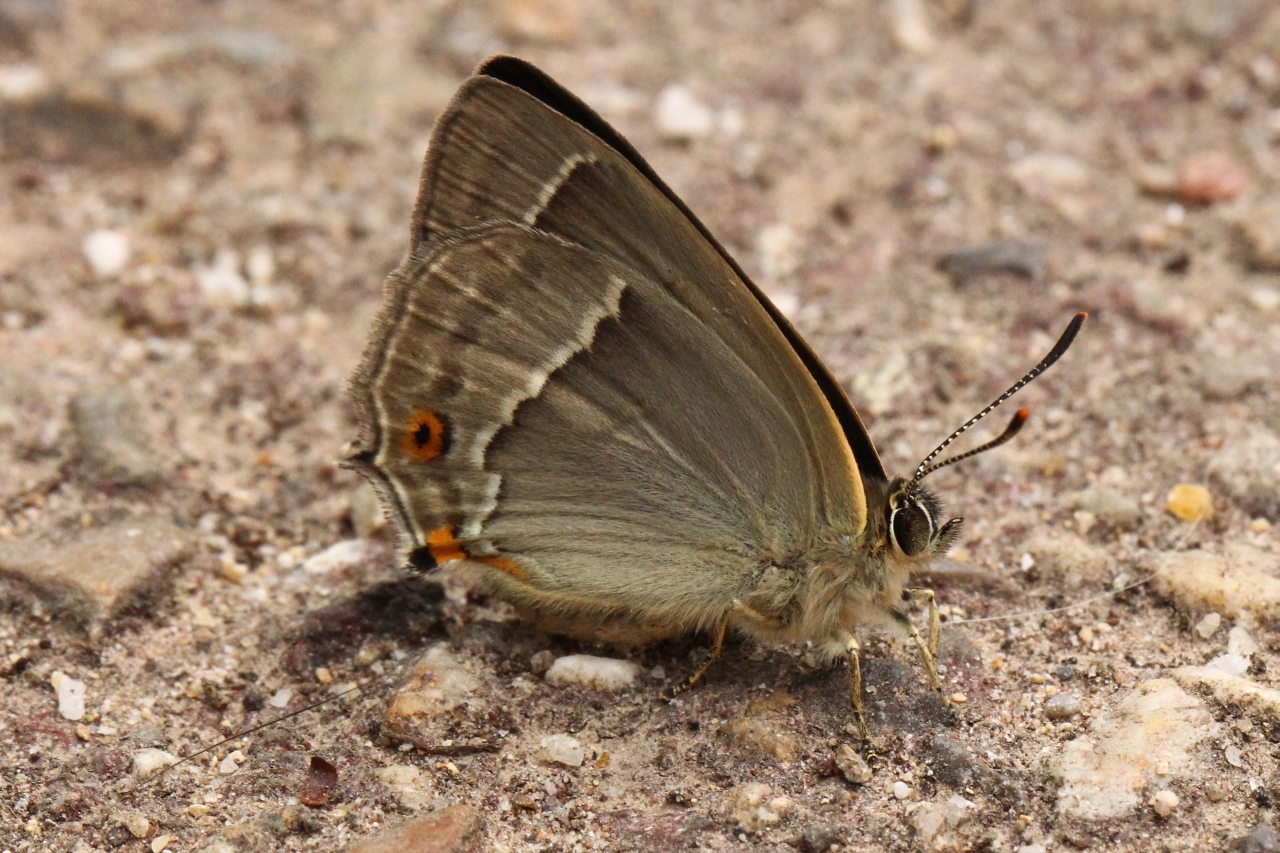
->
523, 153, 595, 226
463, 272, 628, 537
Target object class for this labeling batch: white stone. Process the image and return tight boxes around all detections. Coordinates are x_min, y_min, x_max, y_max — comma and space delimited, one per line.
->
132, 748, 178, 778
727, 783, 792, 831
909, 795, 973, 849
1206, 653, 1250, 676
1194, 612, 1222, 639
218, 750, 245, 774
1150, 789, 1180, 816
375, 764, 431, 809
545, 654, 638, 692
1052, 679, 1218, 821
893, 780, 912, 800
1229, 625, 1259, 658
538, 734, 585, 767
1173, 665, 1280, 725
51, 671, 86, 720
268, 688, 293, 708
757, 222, 803, 281
302, 539, 373, 574
1247, 286, 1280, 312
125, 814, 150, 838
196, 250, 250, 308
0, 63, 50, 101
82, 230, 131, 278
654, 84, 714, 140
890, 0, 936, 54
1151, 545, 1280, 621
246, 244, 275, 286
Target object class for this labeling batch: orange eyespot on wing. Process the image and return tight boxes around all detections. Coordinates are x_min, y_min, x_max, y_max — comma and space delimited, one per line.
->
408, 526, 526, 580
400, 409, 449, 462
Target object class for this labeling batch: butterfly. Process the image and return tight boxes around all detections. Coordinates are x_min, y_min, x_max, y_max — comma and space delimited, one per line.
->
345, 56, 1084, 738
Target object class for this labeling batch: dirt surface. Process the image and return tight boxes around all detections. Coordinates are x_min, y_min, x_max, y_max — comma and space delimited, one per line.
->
2, 1, 1279, 851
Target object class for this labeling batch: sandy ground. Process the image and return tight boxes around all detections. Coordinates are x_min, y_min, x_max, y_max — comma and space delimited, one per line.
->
2, 1, 1279, 850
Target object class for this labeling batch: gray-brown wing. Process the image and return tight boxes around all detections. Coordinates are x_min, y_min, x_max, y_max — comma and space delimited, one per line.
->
347, 67, 868, 630
412, 68, 869, 533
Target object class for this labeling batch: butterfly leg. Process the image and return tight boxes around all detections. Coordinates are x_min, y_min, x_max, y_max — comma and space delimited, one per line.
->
838, 631, 870, 741
904, 588, 941, 658
894, 590, 949, 710
665, 612, 729, 700
665, 600, 785, 700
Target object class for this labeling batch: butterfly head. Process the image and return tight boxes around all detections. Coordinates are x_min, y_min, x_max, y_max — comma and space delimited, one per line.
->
885, 480, 962, 559
880, 314, 1088, 562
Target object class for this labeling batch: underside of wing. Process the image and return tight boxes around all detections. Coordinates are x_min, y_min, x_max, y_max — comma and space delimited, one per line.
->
348, 58, 875, 629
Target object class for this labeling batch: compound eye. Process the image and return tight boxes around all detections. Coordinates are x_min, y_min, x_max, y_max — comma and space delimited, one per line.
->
892, 500, 933, 557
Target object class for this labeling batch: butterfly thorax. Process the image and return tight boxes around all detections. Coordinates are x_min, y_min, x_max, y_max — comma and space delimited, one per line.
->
735, 476, 961, 659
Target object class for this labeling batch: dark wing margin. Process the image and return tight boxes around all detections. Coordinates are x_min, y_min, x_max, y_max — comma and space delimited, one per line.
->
473, 55, 889, 488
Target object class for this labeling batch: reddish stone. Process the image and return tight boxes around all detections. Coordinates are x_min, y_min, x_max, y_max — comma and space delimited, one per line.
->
347, 804, 483, 853
1177, 151, 1249, 205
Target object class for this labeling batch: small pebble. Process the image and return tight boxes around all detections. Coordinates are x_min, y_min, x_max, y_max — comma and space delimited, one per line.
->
1149, 789, 1180, 817
51, 672, 86, 720
125, 814, 151, 838
1205, 781, 1228, 802
219, 751, 245, 774
268, 688, 293, 708
151, 835, 173, 853
893, 780, 912, 800
727, 783, 792, 831
538, 733, 585, 767
936, 240, 1046, 283
196, 250, 250, 308
1133, 162, 1178, 196
757, 222, 803, 282
82, 229, 131, 278
799, 823, 838, 853
1177, 151, 1249, 205
653, 84, 714, 140
1228, 625, 1259, 658
890, 0, 936, 54
529, 650, 555, 675
220, 557, 248, 584
1195, 612, 1222, 639
1045, 692, 1082, 721
1225, 744, 1244, 767
1247, 287, 1280, 313
302, 539, 373, 575
544, 654, 638, 691
132, 748, 177, 778
834, 743, 872, 785
1166, 484, 1213, 523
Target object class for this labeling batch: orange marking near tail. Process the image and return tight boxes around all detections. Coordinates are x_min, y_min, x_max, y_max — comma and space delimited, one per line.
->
424, 527, 526, 579
426, 526, 466, 564
478, 555, 527, 580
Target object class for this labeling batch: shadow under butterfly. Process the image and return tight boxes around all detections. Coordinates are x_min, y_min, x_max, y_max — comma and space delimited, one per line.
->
345, 55, 1086, 739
